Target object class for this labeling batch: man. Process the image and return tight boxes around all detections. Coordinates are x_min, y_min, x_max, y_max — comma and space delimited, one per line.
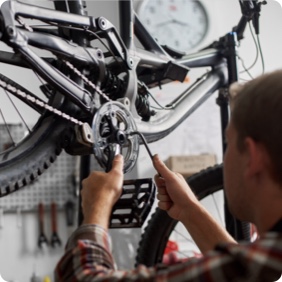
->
55, 70, 282, 281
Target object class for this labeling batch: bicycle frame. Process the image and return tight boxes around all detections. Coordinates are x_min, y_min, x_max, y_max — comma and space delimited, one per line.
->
0, 0, 251, 239
0, 0, 230, 144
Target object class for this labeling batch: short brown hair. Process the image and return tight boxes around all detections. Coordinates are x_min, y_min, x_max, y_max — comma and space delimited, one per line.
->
231, 70, 282, 184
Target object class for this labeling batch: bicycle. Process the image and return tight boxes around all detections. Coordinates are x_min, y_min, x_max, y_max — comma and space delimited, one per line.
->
0, 0, 266, 267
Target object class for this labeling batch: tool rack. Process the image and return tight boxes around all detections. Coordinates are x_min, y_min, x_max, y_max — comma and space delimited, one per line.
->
0, 124, 83, 214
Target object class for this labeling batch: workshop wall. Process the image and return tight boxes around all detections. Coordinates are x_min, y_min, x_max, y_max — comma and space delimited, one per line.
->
0, 1, 281, 281
137, 0, 282, 178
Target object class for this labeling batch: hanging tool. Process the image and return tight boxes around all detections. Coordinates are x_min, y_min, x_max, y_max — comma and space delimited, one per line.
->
0, 207, 4, 229
16, 207, 22, 228
37, 202, 48, 248
50, 202, 62, 248
65, 200, 76, 237
30, 272, 41, 282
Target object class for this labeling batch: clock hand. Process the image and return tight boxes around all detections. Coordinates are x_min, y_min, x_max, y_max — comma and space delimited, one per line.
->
155, 19, 174, 28
156, 18, 190, 28
171, 19, 190, 27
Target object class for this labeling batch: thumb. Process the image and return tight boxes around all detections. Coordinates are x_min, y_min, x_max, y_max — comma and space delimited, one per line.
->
111, 154, 124, 172
153, 154, 173, 178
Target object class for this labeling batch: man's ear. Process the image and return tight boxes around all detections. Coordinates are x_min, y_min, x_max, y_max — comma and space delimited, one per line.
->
244, 137, 265, 177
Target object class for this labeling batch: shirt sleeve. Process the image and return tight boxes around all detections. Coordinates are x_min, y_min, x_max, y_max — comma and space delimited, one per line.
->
55, 224, 116, 280
54, 225, 282, 282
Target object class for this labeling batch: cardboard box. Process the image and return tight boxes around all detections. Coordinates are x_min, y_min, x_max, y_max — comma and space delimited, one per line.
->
165, 154, 217, 177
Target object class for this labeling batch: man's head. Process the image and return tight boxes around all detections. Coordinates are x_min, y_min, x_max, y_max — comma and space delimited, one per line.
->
224, 70, 282, 225
231, 70, 282, 185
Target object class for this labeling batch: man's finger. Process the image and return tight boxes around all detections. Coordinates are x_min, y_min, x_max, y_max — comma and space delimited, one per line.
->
154, 174, 165, 186
158, 201, 172, 211
153, 154, 173, 178
157, 193, 171, 201
157, 186, 168, 195
111, 154, 124, 172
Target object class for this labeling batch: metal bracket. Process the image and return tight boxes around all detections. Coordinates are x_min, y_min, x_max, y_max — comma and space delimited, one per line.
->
75, 123, 94, 146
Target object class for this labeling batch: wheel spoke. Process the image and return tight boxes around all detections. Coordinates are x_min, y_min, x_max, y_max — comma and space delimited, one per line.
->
4, 89, 31, 133
172, 228, 194, 243
212, 193, 224, 226
0, 73, 46, 115
0, 108, 15, 148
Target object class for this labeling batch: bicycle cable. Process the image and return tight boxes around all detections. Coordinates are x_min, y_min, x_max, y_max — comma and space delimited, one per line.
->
239, 22, 265, 80
147, 91, 174, 110
29, 20, 120, 64
239, 22, 259, 77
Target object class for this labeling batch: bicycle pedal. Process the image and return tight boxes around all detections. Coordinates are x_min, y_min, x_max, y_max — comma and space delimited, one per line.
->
110, 178, 156, 228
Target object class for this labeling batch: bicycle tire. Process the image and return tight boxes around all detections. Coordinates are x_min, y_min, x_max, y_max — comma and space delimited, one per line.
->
136, 164, 247, 266
0, 1, 85, 196
0, 73, 72, 196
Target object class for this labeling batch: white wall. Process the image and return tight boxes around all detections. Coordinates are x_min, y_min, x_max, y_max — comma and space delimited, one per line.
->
138, 0, 282, 178
0, 1, 282, 281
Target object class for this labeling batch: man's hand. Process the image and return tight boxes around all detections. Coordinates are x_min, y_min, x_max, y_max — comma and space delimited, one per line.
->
153, 154, 237, 252
153, 154, 199, 222
81, 154, 124, 228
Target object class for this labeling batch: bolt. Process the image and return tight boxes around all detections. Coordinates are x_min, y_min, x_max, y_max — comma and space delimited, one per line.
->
98, 17, 107, 30
124, 98, 130, 106
6, 26, 15, 37
96, 49, 103, 59
116, 130, 126, 145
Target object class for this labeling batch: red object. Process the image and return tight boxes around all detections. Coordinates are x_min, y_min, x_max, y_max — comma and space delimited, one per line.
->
164, 240, 179, 254
163, 240, 179, 264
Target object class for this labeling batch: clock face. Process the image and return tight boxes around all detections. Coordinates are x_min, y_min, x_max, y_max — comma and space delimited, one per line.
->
138, 0, 209, 52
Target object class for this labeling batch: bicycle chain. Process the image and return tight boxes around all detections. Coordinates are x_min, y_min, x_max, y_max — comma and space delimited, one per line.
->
0, 59, 113, 127
0, 16, 113, 126
62, 59, 111, 103
0, 78, 84, 125
0, 21, 151, 172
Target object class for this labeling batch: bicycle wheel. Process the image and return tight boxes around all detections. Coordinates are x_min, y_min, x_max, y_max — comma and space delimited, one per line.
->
136, 164, 249, 266
0, 1, 87, 196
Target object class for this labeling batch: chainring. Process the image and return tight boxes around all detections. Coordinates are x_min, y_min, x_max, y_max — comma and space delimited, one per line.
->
92, 101, 139, 173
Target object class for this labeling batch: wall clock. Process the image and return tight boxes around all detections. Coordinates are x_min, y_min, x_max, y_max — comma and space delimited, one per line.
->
137, 0, 209, 52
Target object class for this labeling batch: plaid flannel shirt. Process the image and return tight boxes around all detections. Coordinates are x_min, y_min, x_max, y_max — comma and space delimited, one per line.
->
55, 221, 282, 281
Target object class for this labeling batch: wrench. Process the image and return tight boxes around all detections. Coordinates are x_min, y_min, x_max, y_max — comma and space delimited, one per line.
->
50, 202, 62, 248
38, 202, 48, 248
